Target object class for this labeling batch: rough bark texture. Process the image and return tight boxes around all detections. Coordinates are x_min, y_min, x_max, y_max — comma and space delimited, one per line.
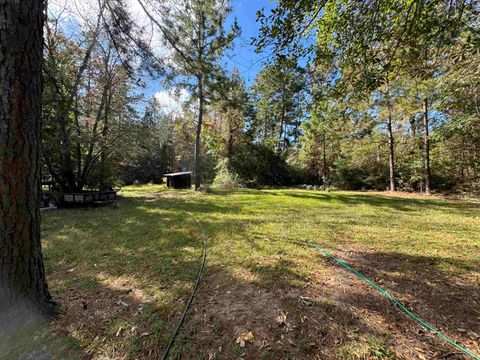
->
0, 0, 56, 333
423, 97, 431, 195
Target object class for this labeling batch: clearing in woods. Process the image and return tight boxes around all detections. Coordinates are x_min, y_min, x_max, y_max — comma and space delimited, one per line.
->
4, 185, 480, 359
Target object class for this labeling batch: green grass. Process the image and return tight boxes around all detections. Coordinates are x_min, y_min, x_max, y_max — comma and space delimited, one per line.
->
34, 186, 480, 358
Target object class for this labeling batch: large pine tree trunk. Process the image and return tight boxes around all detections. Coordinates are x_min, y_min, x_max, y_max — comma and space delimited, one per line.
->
194, 78, 204, 190
423, 97, 431, 195
0, 0, 57, 332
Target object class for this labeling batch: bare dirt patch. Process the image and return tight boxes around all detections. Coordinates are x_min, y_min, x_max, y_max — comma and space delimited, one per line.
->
181, 251, 480, 359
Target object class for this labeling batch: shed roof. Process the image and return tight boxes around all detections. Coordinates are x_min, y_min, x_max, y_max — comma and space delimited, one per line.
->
163, 172, 192, 177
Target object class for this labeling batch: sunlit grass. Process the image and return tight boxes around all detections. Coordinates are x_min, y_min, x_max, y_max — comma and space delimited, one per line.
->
36, 185, 479, 359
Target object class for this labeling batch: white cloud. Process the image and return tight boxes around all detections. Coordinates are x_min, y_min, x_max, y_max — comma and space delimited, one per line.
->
47, 0, 170, 59
154, 88, 190, 115
125, 0, 167, 56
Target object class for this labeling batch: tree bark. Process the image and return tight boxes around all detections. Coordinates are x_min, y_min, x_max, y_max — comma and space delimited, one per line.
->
227, 126, 233, 162
0, 0, 57, 332
278, 91, 285, 152
423, 97, 431, 195
58, 110, 76, 191
263, 116, 268, 140
293, 120, 299, 145
385, 78, 396, 192
100, 87, 112, 189
322, 130, 328, 182
387, 112, 396, 191
194, 77, 204, 190
80, 77, 110, 190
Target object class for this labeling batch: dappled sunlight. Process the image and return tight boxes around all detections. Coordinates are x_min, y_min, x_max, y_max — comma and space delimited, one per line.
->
96, 273, 154, 304
3, 0, 478, 358
39, 187, 480, 358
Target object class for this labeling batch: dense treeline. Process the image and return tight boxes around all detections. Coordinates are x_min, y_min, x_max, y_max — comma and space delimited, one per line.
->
256, 0, 480, 193
41, 0, 479, 194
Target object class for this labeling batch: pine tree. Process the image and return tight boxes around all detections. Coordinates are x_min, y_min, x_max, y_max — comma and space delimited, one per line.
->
138, 0, 239, 190
0, 0, 57, 330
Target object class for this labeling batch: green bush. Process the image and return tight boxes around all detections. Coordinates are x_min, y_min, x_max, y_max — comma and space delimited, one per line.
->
213, 160, 245, 189
228, 143, 308, 187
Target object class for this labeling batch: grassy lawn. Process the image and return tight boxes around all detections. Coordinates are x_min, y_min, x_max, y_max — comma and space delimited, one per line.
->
4, 186, 479, 359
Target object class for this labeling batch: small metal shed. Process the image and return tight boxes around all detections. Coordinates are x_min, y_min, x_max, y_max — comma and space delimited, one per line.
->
164, 172, 192, 189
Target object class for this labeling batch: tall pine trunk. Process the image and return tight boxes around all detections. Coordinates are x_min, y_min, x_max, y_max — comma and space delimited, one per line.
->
423, 97, 431, 195
194, 78, 204, 190
322, 131, 328, 182
386, 78, 396, 192
387, 112, 396, 191
278, 91, 285, 151
0, 0, 57, 331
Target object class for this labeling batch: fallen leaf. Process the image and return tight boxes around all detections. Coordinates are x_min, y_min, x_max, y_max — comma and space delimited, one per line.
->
259, 340, 269, 350
117, 300, 129, 307
236, 331, 254, 348
276, 311, 287, 326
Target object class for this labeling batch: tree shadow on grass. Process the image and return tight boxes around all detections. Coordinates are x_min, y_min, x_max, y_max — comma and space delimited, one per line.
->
177, 265, 401, 360
248, 257, 311, 288
48, 272, 194, 359
342, 250, 480, 327
0, 322, 83, 360
43, 192, 249, 278
310, 248, 480, 359
269, 190, 480, 215
192, 244, 479, 359
39, 190, 260, 359
37, 189, 480, 359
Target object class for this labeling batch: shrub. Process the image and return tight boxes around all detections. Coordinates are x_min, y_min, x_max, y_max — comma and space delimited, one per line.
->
229, 143, 299, 187
213, 161, 245, 189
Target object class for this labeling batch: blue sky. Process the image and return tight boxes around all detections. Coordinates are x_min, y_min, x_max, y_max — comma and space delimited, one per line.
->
142, 0, 275, 111
224, 0, 275, 85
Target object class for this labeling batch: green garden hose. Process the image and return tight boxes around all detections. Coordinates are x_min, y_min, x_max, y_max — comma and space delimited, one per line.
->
306, 241, 480, 360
